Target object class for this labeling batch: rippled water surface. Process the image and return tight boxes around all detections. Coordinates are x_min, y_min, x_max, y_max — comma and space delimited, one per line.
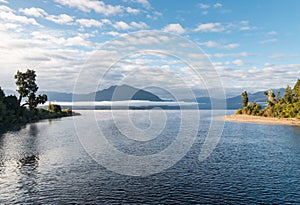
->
0, 110, 299, 204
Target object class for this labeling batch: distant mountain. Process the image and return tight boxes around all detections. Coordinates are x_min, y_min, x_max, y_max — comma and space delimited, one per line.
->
95, 84, 163, 101
225, 88, 285, 109
193, 88, 286, 109
4, 86, 286, 109
42, 91, 73, 102
41, 85, 163, 102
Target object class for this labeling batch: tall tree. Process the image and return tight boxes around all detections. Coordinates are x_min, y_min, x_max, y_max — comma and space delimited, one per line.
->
264, 89, 275, 106
0, 87, 4, 102
241, 91, 248, 107
276, 91, 281, 102
293, 79, 300, 102
15, 69, 47, 110
283, 85, 293, 104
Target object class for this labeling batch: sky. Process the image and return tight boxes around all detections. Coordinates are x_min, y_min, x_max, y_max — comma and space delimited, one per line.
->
0, 0, 300, 97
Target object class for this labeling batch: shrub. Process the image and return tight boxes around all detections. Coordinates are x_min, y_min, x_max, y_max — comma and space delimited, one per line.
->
48, 104, 62, 113
62, 108, 72, 114
236, 109, 242, 114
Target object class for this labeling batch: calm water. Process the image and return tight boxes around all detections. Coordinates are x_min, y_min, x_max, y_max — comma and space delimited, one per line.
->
0, 110, 299, 204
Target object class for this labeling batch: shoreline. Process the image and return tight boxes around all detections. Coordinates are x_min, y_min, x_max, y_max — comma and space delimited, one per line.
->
0, 111, 80, 135
221, 114, 300, 126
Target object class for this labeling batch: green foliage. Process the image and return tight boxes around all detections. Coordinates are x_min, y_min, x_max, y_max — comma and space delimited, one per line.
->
276, 91, 281, 102
242, 102, 262, 116
236, 109, 243, 114
239, 79, 300, 119
15, 69, 47, 110
48, 103, 62, 113
283, 85, 293, 104
62, 108, 72, 114
264, 89, 275, 106
293, 79, 300, 102
0, 87, 5, 101
241, 91, 248, 107
0, 70, 73, 132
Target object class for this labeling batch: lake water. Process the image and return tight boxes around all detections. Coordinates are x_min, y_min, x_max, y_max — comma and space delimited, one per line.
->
0, 110, 299, 204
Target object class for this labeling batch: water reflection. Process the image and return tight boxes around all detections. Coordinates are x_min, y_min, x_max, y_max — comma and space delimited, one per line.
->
18, 155, 39, 173
0, 131, 7, 174
0, 123, 41, 202
0, 111, 300, 204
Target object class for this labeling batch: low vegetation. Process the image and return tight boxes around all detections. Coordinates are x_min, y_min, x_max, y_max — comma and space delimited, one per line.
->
0, 69, 74, 131
236, 79, 300, 119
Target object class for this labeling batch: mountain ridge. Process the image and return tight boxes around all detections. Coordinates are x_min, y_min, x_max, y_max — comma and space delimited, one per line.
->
4, 86, 286, 109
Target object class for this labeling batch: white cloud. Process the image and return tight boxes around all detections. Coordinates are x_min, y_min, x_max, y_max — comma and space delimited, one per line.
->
125, 0, 150, 9
0, 22, 22, 32
268, 53, 298, 59
113, 21, 147, 30
264, 62, 273, 67
260, 38, 277, 44
198, 3, 210, 9
239, 26, 251, 31
31, 31, 65, 45
202, 11, 208, 15
130, 21, 148, 29
0, 5, 12, 12
54, 0, 125, 15
213, 52, 249, 58
194, 22, 224, 32
19, 7, 47, 17
163, 23, 185, 34
106, 31, 120, 36
146, 11, 162, 20
238, 20, 256, 31
113, 21, 131, 30
102, 19, 112, 24
200, 41, 239, 50
76, 18, 103, 28
232, 59, 244, 66
0, 6, 39, 25
213, 3, 222, 8
30, 31, 93, 48
224, 43, 239, 49
0, 0, 8, 3
19, 7, 75, 25
126, 7, 140, 14
200, 41, 219, 48
65, 36, 91, 47
267, 31, 277, 35
46, 14, 74, 24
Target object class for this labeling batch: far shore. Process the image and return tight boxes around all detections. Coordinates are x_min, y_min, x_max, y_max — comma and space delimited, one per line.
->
221, 114, 300, 126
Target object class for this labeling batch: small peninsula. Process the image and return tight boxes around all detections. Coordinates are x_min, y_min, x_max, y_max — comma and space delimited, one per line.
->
223, 79, 300, 126
0, 69, 76, 132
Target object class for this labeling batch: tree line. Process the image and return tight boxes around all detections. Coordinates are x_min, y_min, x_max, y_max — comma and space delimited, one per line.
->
237, 79, 300, 118
0, 69, 72, 131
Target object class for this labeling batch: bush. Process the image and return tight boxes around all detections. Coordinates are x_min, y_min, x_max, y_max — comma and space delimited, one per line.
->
48, 104, 62, 113
62, 108, 72, 114
236, 109, 242, 114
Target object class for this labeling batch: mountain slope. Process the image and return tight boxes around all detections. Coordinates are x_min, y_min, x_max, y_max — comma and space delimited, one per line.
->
46, 85, 163, 102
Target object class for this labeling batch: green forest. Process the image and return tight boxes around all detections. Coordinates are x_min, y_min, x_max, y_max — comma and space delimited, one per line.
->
0, 69, 73, 131
237, 79, 300, 119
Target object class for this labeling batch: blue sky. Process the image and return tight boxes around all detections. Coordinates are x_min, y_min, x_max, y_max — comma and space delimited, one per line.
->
0, 0, 299, 97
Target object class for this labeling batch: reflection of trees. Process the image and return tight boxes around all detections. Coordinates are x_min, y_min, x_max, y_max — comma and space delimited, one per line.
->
0, 133, 4, 174
16, 124, 40, 200
17, 124, 39, 173
0, 123, 41, 202
18, 155, 39, 172
29, 123, 38, 137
